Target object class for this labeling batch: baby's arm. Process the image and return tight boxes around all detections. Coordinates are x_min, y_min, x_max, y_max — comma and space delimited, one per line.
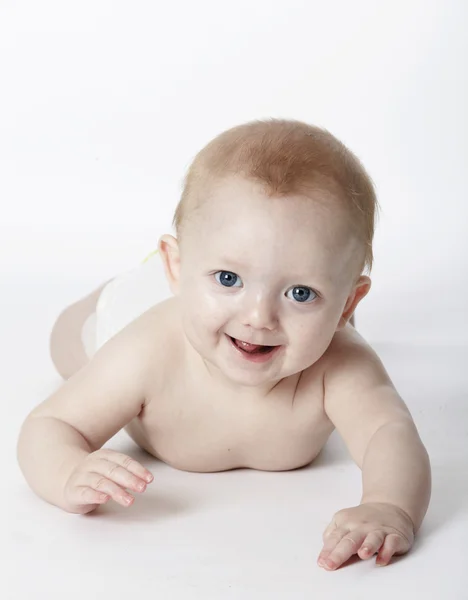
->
318, 335, 431, 569
17, 319, 156, 513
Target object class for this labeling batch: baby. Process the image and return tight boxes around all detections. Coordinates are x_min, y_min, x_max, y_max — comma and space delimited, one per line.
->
17, 119, 431, 571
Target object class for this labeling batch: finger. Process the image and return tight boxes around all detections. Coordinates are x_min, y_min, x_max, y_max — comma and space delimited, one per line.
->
77, 487, 110, 506
85, 472, 135, 507
317, 528, 348, 568
63, 487, 110, 515
322, 520, 338, 540
97, 450, 154, 483
358, 530, 386, 560
321, 531, 368, 571
376, 534, 410, 566
91, 458, 149, 493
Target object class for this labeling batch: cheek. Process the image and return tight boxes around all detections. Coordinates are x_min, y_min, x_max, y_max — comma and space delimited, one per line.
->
288, 316, 337, 358
180, 280, 230, 333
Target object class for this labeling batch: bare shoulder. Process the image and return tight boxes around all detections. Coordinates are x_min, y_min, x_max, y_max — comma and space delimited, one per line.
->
125, 296, 183, 385
321, 323, 392, 385
298, 323, 383, 394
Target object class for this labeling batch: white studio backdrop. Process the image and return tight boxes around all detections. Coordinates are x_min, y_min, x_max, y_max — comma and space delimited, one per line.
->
0, 0, 467, 346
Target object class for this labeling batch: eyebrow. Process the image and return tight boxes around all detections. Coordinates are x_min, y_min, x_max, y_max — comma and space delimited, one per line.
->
216, 257, 248, 270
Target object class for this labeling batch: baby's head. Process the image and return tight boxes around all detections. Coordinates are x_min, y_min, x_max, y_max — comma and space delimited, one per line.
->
159, 119, 377, 390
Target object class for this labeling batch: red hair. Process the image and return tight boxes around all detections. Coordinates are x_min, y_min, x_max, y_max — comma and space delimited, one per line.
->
173, 119, 378, 274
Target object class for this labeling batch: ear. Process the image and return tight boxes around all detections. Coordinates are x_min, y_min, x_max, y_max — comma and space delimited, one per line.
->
337, 275, 371, 330
158, 234, 181, 295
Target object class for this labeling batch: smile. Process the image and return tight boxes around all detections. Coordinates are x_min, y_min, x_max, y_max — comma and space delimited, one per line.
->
226, 335, 281, 363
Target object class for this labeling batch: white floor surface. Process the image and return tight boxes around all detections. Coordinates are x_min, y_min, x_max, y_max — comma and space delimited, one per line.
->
2, 275, 468, 599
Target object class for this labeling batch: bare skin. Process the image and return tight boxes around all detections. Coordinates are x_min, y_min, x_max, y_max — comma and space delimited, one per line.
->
17, 177, 431, 571
49, 281, 109, 379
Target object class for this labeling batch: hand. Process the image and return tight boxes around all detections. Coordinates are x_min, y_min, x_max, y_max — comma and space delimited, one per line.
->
63, 449, 154, 514
318, 502, 414, 570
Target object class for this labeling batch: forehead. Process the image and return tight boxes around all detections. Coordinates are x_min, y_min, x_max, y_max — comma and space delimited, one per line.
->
185, 176, 361, 282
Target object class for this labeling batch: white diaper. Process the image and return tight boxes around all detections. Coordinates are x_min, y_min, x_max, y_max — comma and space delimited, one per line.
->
81, 250, 172, 358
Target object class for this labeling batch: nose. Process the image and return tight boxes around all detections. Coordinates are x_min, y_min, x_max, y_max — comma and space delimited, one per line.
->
239, 291, 278, 331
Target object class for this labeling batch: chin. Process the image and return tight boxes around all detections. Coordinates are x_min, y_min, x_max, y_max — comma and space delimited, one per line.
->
207, 348, 281, 385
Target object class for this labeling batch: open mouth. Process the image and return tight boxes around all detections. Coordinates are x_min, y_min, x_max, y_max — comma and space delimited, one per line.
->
227, 335, 281, 362
229, 336, 274, 353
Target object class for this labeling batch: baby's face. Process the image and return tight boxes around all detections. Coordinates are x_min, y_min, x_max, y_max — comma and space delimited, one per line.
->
174, 176, 364, 389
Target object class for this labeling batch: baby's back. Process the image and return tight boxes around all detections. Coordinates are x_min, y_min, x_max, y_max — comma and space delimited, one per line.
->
125, 298, 337, 473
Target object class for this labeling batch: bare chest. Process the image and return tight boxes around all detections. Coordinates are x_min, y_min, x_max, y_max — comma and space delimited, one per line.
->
125, 369, 334, 473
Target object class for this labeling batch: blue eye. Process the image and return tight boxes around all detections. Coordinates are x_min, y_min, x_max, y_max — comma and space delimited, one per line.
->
214, 271, 242, 287
286, 286, 317, 303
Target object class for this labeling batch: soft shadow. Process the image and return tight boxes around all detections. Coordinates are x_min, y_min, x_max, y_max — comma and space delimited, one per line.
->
335, 554, 361, 570
328, 461, 468, 564
87, 490, 193, 522
333, 551, 409, 572
308, 431, 351, 470
413, 462, 468, 544
82, 441, 196, 522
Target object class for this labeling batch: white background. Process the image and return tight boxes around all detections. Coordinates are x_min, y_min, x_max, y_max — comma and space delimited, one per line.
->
1, 2, 467, 599
1, 0, 467, 344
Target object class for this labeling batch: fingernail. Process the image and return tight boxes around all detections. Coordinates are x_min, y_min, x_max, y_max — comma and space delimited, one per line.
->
124, 496, 133, 505
136, 482, 145, 491
146, 474, 153, 483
